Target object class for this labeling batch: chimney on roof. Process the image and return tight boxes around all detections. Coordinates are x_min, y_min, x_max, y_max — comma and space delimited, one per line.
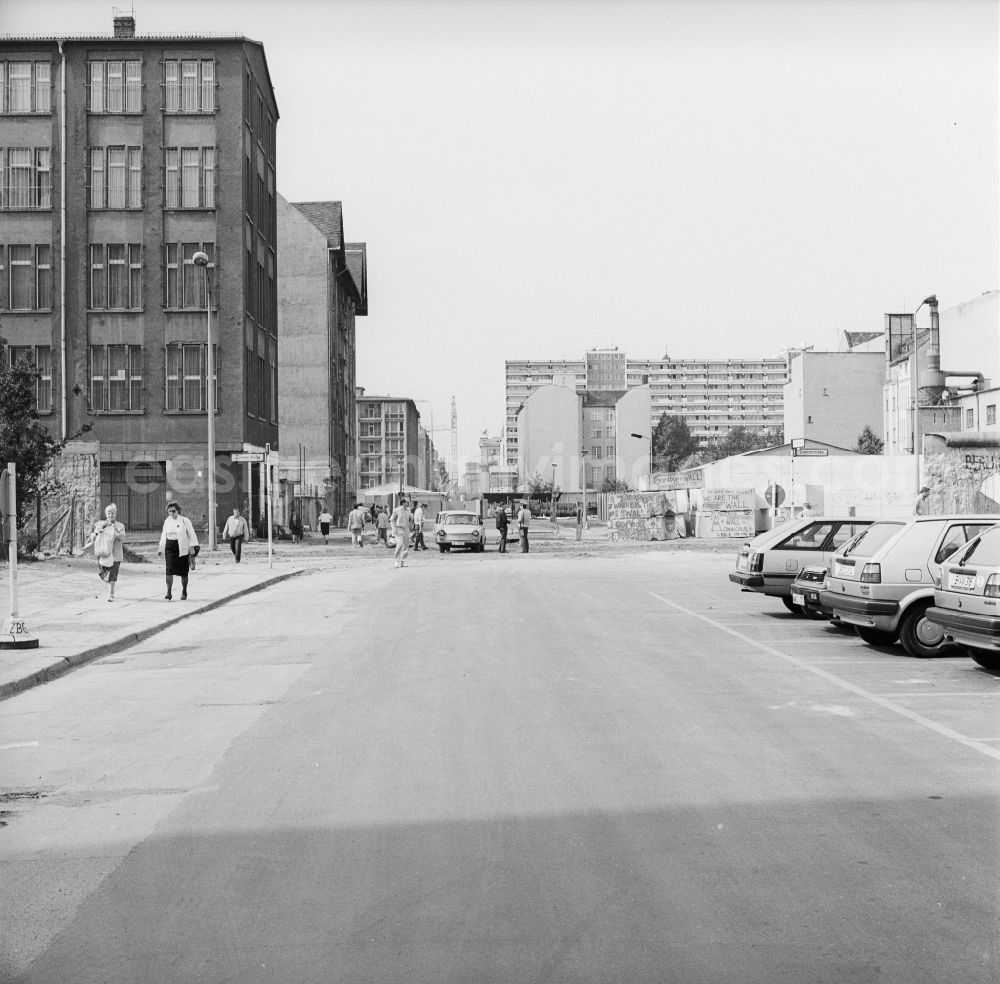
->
113, 12, 136, 38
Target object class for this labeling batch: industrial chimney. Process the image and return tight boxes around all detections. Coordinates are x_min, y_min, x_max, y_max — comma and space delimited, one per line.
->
113, 11, 136, 38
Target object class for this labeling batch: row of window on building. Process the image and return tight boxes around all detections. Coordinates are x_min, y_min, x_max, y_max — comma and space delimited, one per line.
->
0, 242, 275, 323
0, 59, 217, 116
7, 342, 279, 420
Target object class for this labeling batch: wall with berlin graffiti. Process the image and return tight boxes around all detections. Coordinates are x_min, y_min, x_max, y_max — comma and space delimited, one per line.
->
920, 433, 1000, 515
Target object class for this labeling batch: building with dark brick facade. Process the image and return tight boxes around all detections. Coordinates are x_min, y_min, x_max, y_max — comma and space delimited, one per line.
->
0, 13, 278, 533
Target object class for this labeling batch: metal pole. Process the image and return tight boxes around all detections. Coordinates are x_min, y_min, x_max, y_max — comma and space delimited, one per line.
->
265, 444, 273, 569
551, 463, 557, 528
194, 252, 216, 550
581, 449, 589, 530
7, 464, 16, 619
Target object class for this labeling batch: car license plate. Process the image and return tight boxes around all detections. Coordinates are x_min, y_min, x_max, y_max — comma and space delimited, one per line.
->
791, 591, 805, 606
834, 562, 854, 578
949, 572, 977, 591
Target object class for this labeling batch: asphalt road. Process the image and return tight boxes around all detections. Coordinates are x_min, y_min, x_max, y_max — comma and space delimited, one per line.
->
1, 550, 997, 984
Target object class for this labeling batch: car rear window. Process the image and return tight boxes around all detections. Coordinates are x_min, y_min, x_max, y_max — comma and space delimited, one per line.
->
775, 522, 834, 550
839, 521, 904, 557
951, 524, 1000, 567
830, 522, 873, 549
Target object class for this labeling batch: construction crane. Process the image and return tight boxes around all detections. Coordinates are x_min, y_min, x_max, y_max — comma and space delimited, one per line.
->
450, 396, 458, 491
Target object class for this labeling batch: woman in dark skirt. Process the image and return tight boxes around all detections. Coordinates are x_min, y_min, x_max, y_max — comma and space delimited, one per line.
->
156, 500, 200, 600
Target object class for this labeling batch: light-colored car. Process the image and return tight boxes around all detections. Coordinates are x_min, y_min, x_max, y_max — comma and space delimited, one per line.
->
927, 523, 1000, 671
821, 514, 1000, 657
789, 528, 874, 622
729, 516, 873, 612
433, 510, 486, 553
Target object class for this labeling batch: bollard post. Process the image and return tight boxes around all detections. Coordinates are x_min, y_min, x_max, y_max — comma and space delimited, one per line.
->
1, 463, 39, 650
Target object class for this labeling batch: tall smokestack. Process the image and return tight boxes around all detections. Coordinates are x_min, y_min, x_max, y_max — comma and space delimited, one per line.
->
919, 294, 946, 403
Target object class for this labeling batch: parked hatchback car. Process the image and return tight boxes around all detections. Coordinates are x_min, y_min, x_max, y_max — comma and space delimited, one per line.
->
434, 511, 486, 553
821, 514, 1000, 657
789, 528, 873, 621
729, 517, 874, 612
926, 523, 1000, 671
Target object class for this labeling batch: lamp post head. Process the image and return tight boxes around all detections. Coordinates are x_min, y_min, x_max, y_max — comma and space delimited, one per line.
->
192, 251, 210, 267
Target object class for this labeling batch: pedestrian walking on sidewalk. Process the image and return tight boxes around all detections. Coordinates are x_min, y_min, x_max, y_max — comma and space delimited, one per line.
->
290, 511, 304, 543
86, 503, 126, 601
317, 506, 333, 544
348, 503, 365, 548
157, 501, 200, 601
495, 503, 508, 553
376, 507, 389, 547
390, 497, 411, 568
517, 501, 532, 553
412, 502, 427, 550
222, 506, 249, 563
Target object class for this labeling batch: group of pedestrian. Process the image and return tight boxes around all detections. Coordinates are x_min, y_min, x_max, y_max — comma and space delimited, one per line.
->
494, 501, 533, 553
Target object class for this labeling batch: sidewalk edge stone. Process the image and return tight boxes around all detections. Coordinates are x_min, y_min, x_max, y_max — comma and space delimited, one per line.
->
0, 569, 304, 702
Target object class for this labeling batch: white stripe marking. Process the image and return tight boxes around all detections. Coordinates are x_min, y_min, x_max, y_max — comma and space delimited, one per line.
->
0, 741, 40, 750
649, 592, 1000, 762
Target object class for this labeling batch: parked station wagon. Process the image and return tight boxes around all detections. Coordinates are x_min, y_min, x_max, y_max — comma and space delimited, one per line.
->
434, 511, 486, 553
729, 517, 873, 612
821, 515, 1000, 657
927, 523, 1000, 671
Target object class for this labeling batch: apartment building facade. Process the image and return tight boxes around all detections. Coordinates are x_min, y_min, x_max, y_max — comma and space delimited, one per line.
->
355, 392, 421, 491
275, 195, 366, 526
0, 14, 279, 532
505, 349, 788, 472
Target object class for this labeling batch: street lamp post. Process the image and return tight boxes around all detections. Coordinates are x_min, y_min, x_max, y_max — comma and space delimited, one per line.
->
551, 463, 558, 528
631, 433, 651, 490
193, 251, 216, 550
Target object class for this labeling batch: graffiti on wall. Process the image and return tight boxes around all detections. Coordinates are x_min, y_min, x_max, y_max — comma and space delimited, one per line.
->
922, 435, 1000, 515
607, 491, 681, 541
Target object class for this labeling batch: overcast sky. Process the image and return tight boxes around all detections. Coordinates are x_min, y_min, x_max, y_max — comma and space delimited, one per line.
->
2, 0, 997, 464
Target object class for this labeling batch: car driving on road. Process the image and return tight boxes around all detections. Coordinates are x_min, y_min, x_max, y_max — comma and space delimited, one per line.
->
926, 523, 1000, 671
821, 515, 1000, 657
729, 516, 873, 612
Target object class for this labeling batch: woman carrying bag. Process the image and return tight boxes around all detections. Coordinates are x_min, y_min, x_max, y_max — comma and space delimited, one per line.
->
157, 500, 200, 601
86, 503, 126, 601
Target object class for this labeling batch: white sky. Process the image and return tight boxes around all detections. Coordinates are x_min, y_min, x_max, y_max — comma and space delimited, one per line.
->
1, 0, 997, 465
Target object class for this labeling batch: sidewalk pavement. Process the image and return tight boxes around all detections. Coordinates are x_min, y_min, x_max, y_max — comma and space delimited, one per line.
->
0, 548, 304, 701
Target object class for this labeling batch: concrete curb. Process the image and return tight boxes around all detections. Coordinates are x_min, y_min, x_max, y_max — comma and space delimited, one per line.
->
0, 569, 304, 702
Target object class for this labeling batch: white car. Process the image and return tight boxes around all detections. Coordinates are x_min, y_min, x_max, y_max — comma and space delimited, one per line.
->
434, 510, 486, 553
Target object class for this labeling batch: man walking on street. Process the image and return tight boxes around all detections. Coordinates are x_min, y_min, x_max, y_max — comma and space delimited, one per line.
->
222, 506, 249, 563
348, 503, 365, 548
390, 497, 412, 568
495, 503, 508, 552
517, 501, 531, 553
412, 502, 427, 550
376, 506, 389, 547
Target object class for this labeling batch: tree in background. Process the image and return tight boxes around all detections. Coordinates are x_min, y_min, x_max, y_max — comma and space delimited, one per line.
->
650, 414, 699, 472
0, 338, 73, 532
856, 424, 884, 454
526, 471, 557, 498
701, 425, 784, 464
600, 477, 633, 493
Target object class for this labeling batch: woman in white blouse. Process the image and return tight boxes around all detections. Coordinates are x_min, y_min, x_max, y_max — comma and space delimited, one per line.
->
157, 500, 200, 601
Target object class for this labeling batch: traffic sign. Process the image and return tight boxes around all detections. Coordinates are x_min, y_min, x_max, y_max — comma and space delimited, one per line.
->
794, 448, 829, 457
231, 452, 266, 463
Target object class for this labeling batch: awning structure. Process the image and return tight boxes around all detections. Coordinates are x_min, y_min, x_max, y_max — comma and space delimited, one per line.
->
356, 483, 443, 498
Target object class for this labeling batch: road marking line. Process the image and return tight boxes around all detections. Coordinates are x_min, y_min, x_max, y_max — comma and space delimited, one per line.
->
0, 741, 39, 750
649, 592, 1000, 762
872, 692, 1000, 699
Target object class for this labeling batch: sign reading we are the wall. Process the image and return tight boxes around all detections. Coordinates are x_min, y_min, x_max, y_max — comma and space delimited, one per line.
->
698, 509, 755, 538
607, 491, 676, 541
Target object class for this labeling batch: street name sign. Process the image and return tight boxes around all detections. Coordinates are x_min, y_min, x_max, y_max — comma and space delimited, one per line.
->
232, 452, 266, 463
794, 448, 829, 457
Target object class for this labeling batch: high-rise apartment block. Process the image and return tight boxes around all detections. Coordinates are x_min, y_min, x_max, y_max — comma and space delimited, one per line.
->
505, 349, 788, 469
0, 14, 279, 532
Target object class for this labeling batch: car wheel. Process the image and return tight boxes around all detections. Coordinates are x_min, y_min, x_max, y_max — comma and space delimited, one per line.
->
854, 625, 899, 647
780, 597, 800, 614
968, 649, 1000, 672
897, 603, 948, 658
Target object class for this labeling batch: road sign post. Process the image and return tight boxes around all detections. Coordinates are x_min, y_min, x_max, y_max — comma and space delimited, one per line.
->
264, 444, 273, 569
1, 463, 39, 650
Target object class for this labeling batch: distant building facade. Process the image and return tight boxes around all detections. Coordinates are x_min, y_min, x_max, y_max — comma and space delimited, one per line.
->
355, 392, 421, 491
505, 349, 788, 474
276, 196, 366, 526
0, 15, 279, 533
783, 351, 884, 449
